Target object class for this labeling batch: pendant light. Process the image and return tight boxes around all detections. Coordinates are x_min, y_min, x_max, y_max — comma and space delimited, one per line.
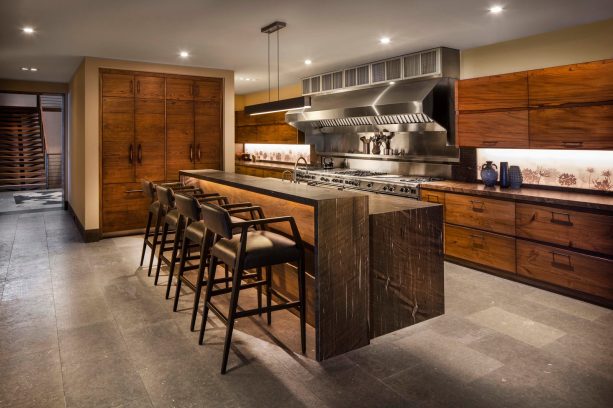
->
245, 21, 311, 116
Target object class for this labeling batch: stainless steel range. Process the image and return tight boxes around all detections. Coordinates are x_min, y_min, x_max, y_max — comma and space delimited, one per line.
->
295, 168, 442, 199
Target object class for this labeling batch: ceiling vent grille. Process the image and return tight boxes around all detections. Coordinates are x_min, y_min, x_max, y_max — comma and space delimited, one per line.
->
344, 68, 357, 87
373, 113, 433, 125
332, 71, 343, 89
302, 78, 311, 95
310, 76, 321, 93
321, 73, 333, 91
356, 66, 370, 85
386, 59, 401, 80
421, 50, 438, 75
403, 54, 420, 77
371, 62, 386, 83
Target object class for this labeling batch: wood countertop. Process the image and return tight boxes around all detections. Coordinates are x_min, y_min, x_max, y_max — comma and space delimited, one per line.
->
421, 181, 613, 211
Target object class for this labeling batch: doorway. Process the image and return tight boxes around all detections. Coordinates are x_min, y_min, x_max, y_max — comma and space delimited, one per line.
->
0, 92, 65, 215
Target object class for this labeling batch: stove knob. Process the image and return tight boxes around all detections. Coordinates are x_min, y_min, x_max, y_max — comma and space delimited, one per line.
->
367, 183, 373, 188
400, 187, 406, 193
389, 186, 395, 192
382, 186, 388, 191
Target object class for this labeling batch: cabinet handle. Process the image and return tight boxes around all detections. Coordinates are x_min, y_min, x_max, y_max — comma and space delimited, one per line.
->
481, 141, 498, 146
197, 144, 201, 161
550, 251, 574, 271
137, 80, 140, 94
129, 144, 133, 164
550, 211, 572, 226
469, 199, 485, 212
427, 194, 440, 203
189, 144, 194, 162
125, 189, 143, 194
561, 141, 583, 148
137, 144, 142, 163
194, 84, 199, 97
469, 234, 485, 248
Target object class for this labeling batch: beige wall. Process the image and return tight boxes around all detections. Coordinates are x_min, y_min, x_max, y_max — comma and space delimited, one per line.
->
0, 79, 68, 94
461, 18, 613, 79
68, 61, 86, 225
69, 57, 235, 231
235, 83, 302, 111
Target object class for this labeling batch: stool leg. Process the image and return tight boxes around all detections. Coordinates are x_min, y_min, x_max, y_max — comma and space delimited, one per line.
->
221, 266, 243, 374
190, 247, 209, 331
298, 256, 306, 354
266, 265, 272, 325
166, 217, 185, 299
140, 211, 152, 267
199, 255, 219, 345
154, 223, 169, 286
256, 267, 262, 316
224, 264, 229, 288
147, 212, 162, 276
173, 231, 190, 306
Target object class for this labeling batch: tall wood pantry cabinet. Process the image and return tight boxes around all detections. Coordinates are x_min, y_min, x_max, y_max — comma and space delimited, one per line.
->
100, 69, 223, 234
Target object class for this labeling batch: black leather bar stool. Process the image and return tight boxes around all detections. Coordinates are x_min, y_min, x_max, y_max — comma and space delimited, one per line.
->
198, 203, 306, 374
153, 185, 225, 290
143, 181, 200, 276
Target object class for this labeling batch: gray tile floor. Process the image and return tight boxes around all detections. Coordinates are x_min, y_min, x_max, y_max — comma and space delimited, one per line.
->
1, 210, 612, 407
0, 190, 63, 215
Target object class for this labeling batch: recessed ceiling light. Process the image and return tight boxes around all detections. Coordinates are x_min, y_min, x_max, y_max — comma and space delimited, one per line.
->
389, 81, 396, 85
22, 26, 35, 34
21, 67, 29, 71
489, 5, 504, 13
304, 59, 312, 65
30, 67, 38, 72
380, 37, 391, 44
179, 51, 189, 58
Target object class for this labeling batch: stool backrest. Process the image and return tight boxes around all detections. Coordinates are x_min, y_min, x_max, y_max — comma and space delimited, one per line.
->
175, 193, 201, 221
200, 203, 234, 239
141, 180, 155, 202
156, 186, 175, 208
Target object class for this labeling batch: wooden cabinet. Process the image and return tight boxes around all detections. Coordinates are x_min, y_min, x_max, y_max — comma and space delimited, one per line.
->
235, 164, 285, 179
516, 203, 613, 256
457, 72, 528, 111
445, 193, 515, 235
528, 59, 613, 107
529, 105, 613, 149
445, 224, 516, 273
101, 73, 134, 97
235, 110, 301, 144
135, 75, 165, 99
420, 189, 445, 205
517, 240, 613, 300
166, 78, 194, 100
457, 110, 529, 148
100, 69, 223, 234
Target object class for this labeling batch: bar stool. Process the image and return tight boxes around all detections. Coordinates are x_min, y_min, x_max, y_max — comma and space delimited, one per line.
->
198, 203, 306, 374
153, 186, 225, 290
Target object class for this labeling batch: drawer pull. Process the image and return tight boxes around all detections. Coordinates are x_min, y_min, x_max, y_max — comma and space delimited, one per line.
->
481, 141, 498, 146
470, 234, 485, 248
125, 189, 144, 194
550, 251, 574, 271
470, 199, 485, 212
561, 141, 583, 148
550, 211, 572, 226
427, 194, 440, 203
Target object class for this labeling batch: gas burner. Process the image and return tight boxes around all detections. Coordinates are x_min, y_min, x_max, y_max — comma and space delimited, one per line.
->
398, 176, 445, 183
329, 169, 388, 177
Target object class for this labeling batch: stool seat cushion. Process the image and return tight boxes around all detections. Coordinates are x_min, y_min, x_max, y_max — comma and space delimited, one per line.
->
183, 216, 247, 244
149, 201, 160, 215
211, 230, 301, 269
165, 209, 180, 227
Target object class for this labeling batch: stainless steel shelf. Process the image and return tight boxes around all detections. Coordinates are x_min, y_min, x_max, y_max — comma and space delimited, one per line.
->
317, 151, 460, 164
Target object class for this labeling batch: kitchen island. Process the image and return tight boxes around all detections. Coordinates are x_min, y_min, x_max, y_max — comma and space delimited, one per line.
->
181, 169, 444, 360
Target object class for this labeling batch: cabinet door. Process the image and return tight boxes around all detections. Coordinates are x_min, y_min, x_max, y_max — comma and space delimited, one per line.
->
166, 99, 194, 181
194, 100, 222, 170
445, 193, 516, 235
458, 110, 529, 148
102, 182, 150, 233
529, 59, 613, 107
101, 73, 134, 97
135, 99, 166, 181
529, 105, 613, 149
101, 97, 134, 184
166, 78, 194, 100
135, 75, 165, 99
236, 126, 257, 143
458, 72, 528, 111
194, 78, 222, 102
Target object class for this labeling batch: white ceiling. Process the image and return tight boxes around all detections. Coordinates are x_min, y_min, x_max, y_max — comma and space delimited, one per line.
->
1, 0, 612, 94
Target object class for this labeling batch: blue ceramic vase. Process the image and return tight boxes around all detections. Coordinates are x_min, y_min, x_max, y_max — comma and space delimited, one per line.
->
499, 162, 510, 188
509, 165, 523, 189
480, 161, 498, 187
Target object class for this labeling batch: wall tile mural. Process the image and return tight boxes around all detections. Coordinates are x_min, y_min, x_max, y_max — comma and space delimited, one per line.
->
476, 149, 613, 191
244, 144, 311, 163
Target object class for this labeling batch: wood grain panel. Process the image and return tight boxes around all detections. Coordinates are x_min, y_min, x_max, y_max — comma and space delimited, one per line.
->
529, 105, 613, 149
458, 72, 528, 111
517, 240, 613, 300
194, 78, 222, 102
445, 224, 516, 273
529, 59, 613, 107
102, 182, 149, 232
370, 205, 444, 338
166, 99, 194, 180
135, 75, 165, 99
101, 97, 134, 184
445, 193, 515, 235
316, 196, 370, 360
236, 126, 257, 143
101, 73, 134, 97
516, 203, 613, 256
166, 78, 194, 100
420, 189, 445, 205
195, 100, 221, 170
135, 99, 165, 181
235, 165, 285, 179
458, 110, 529, 148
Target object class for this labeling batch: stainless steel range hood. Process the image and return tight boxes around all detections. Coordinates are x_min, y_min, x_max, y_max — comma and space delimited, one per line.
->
285, 77, 456, 144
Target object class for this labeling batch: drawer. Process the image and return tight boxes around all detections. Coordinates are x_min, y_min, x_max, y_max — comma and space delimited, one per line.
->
516, 203, 613, 257
102, 182, 150, 233
420, 189, 445, 205
445, 193, 515, 235
445, 224, 516, 273
517, 240, 613, 300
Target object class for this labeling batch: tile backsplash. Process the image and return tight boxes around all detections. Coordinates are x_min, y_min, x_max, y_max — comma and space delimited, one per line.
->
244, 144, 311, 163
476, 149, 613, 191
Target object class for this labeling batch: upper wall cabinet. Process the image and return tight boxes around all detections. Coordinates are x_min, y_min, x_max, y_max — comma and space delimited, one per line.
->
235, 110, 302, 144
529, 59, 613, 107
166, 78, 195, 100
457, 72, 528, 111
194, 78, 222, 102
101, 73, 134, 97
135, 75, 165, 99
458, 110, 529, 148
